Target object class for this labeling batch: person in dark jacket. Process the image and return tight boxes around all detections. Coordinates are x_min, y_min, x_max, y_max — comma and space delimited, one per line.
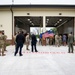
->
14, 31, 25, 56
31, 33, 38, 52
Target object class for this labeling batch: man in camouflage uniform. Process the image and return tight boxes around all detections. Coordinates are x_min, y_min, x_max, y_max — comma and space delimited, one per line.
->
0, 32, 1, 56
68, 32, 74, 53
0, 31, 2, 56
0, 31, 6, 56
2, 32, 7, 51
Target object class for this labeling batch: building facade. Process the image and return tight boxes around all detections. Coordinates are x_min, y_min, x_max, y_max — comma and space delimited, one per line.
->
0, 5, 75, 43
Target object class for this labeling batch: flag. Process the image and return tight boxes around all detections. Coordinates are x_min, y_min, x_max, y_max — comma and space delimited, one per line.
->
49, 33, 54, 38
42, 32, 49, 38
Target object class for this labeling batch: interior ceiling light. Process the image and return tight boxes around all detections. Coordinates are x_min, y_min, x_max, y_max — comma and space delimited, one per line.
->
30, 21, 32, 23
46, 19, 49, 24
57, 20, 67, 28
47, 19, 49, 21
32, 23, 34, 26
59, 19, 62, 21
46, 21, 48, 23
28, 19, 30, 21
57, 21, 59, 23
54, 23, 57, 26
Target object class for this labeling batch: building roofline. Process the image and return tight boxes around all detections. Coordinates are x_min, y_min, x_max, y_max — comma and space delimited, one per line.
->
0, 4, 75, 8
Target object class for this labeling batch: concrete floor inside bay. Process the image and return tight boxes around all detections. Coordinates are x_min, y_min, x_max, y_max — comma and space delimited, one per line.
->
0, 45, 75, 75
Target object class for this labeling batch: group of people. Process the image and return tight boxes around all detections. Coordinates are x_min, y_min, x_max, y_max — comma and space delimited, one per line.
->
56, 32, 74, 53
54, 33, 73, 52
0, 30, 74, 57
40, 32, 74, 53
42, 34, 67, 46
40, 34, 67, 46
55, 34, 67, 47
14, 31, 38, 56
0, 31, 7, 56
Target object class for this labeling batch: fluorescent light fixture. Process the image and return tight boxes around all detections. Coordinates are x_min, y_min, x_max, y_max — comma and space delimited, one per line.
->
47, 19, 49, 21
57, 20, 67, 28
54, 23, 57, 26
46, 21, 48, 23
28, 19, 30, 21
57, 21, 59, 23
32, 23, 34, 26
59, 19, 62, 21
30, 21, 32, 23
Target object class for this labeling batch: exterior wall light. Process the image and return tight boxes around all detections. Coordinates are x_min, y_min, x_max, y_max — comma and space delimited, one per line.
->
0, 25, 2, 27
59, 13, 62, 15
27, 13, 30, 15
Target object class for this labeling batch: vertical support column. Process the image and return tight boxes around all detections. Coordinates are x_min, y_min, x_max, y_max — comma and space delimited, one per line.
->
13, 13, 14, 35
43, 16, 46, 32
12, 10, 14, 45
74, 17, 75, 40
10, 6, 14, 45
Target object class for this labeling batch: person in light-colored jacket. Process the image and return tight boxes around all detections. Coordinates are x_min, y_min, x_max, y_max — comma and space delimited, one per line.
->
55, 34, 59, 47
25, 33, 30, 50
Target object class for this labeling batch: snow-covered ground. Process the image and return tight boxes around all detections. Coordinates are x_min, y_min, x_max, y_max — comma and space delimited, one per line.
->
0, 45, 75, 75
